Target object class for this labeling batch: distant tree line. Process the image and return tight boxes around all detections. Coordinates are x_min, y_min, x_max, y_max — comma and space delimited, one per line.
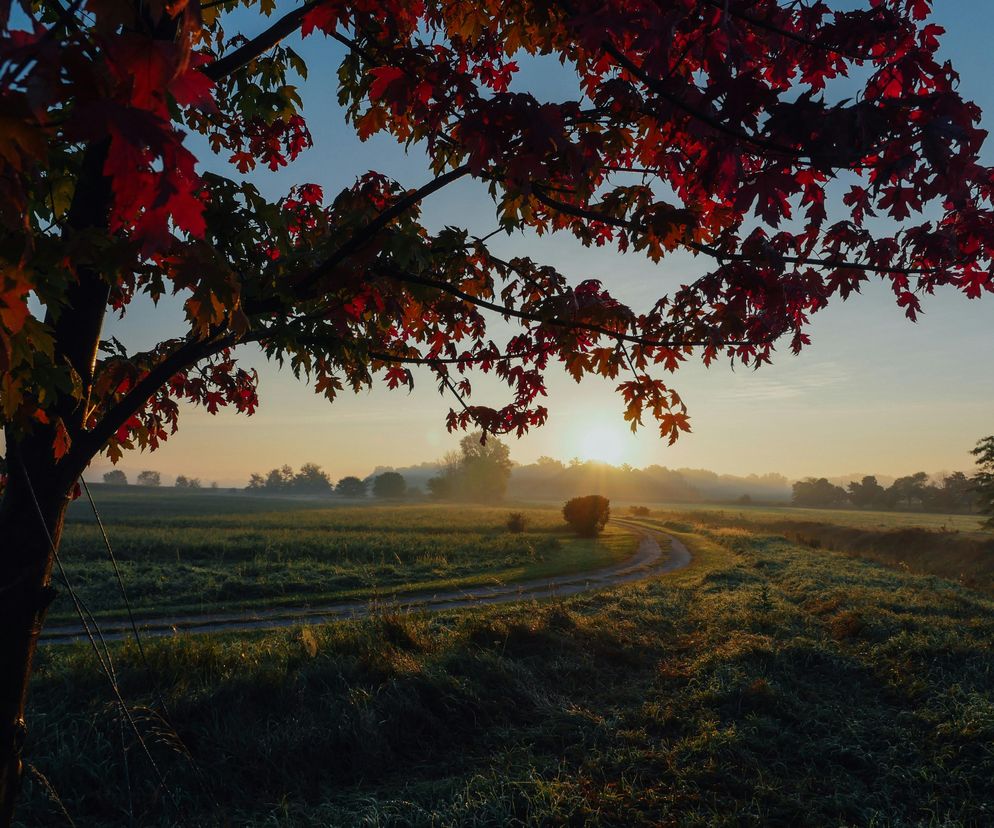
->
247, 463, 334, 494
244, 464, 408, 498
792, 472, 976, 512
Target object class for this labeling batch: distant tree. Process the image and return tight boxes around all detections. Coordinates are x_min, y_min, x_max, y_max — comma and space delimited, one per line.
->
505, 512, 527, 533
563, 495, 611, 537
373, 472, 407, 499
792, 478, 848, 508
209, 482, 219, 490
175, 475, 202, 488
736, 494, 753, 505
847, 475, 887, 509
246, 473, 266, 490
102, 470, 127, 486
935, 472, 975, 513
136, 470, 161, 487
262, 465, 295, 491
887, 472, 930, 509
972, 437, 994, 528
427, 433, 513, 502
535, 456, 565, 471
629, 505, 650, 516
426, 474, 454, 499
335, 476, 368, 498
292, 463, 332, 494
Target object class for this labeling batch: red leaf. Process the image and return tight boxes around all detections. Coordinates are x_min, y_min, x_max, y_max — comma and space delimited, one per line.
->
53, 419, 71, 460
369, 66, 406, 101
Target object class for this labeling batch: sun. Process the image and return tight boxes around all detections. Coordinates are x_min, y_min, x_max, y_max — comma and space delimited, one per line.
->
576, 423, 626, 465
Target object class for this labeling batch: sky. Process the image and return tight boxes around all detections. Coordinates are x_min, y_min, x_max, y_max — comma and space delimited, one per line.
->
95, 2, 994, 487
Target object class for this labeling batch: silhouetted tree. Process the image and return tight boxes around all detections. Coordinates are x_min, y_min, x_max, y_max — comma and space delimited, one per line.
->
791, 478, 848, 508
972, 437, 994, 528
934, 472, 975, 513
373, 472, 407, 499
335, 476, 368, 498
292, 463, 332, 494
175, 475, 202, 488
102, 470, 127, 486
847, 475, 887, 509
887, 472, 930, 509
136, 470, 161, 487
428, 433, 512, 502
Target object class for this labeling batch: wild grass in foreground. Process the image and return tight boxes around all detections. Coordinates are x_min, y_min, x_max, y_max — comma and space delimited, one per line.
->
19, 522, 994, 826
54, 501, 632, 622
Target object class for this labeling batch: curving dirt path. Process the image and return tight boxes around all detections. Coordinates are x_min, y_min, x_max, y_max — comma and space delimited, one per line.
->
40, 522, 690, 646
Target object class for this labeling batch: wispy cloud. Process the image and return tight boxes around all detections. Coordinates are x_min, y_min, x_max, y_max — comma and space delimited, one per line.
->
712, 361, 848, 405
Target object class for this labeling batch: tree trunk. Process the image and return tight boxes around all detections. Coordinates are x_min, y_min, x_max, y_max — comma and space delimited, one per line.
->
0, 438, 72, 828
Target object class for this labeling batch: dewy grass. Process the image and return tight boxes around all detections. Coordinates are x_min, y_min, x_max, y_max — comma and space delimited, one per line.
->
639, 508, 994, 594
19, 520, 994, 826
52, 499, 634, 622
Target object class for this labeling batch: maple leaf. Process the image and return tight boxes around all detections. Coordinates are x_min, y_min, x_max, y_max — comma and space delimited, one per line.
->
301, 1, 345, 37
53, 418, 71, 460
170, 67, 215, 109
368, 66, 406, 102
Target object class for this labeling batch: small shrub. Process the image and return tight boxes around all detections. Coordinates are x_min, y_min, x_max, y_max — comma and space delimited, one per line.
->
563, 495, 610, 537
629, 505, 650, 517
506, 512, 527, 533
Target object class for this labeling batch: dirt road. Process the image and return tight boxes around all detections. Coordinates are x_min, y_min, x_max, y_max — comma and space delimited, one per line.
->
40, 522, 690, 645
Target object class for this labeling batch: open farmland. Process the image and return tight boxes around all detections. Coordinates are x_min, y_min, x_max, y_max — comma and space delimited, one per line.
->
19, 517, 994, 826
638, 505, 994, 594
644, 500, 987, 535
54, 490, 634, 623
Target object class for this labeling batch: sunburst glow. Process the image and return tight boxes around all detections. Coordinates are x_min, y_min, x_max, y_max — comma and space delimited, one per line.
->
576, 423, 626, 465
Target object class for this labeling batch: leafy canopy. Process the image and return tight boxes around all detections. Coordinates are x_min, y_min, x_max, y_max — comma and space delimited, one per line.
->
2, 0, 993, 482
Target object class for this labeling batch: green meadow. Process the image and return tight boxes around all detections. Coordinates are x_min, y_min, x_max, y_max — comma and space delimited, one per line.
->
55, 491, 634, 622
19, 502, 994, 826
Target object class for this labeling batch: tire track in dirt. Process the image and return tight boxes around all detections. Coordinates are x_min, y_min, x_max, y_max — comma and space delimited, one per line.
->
41, 523, 690, 645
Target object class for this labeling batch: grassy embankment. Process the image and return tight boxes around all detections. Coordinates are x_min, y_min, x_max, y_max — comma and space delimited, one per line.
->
642, 502, 994, 594
19, 514, 994, 826
54, 492, 634, 622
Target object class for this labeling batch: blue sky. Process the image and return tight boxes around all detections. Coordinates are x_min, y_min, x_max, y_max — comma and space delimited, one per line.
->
97, 2, 994, 486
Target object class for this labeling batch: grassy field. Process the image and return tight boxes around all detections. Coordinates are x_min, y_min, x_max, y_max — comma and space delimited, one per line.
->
638, 504, 994, 594
644, 500, 987, 534
18, 514, 994, 826
54, 491, 634, 622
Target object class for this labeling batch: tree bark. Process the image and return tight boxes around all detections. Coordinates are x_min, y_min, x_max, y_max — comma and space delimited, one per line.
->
0, 436, 72, 828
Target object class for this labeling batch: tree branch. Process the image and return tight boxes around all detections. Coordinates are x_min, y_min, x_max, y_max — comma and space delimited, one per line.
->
384, 267, 747, 349
202, 2, 318, 82
243, 164, 472, 315
67, 334, 238, 474
600, 39, 811, 160
530, 186, 944, 277
701, 0, 877, 61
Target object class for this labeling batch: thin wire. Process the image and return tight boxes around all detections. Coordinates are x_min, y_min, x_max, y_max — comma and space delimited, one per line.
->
80, 479, 171, 714
18, 459, 173, 800
79, 478, 220, 809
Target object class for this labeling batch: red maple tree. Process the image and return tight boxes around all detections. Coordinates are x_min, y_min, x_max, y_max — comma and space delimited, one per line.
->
2, 0, 993, 820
